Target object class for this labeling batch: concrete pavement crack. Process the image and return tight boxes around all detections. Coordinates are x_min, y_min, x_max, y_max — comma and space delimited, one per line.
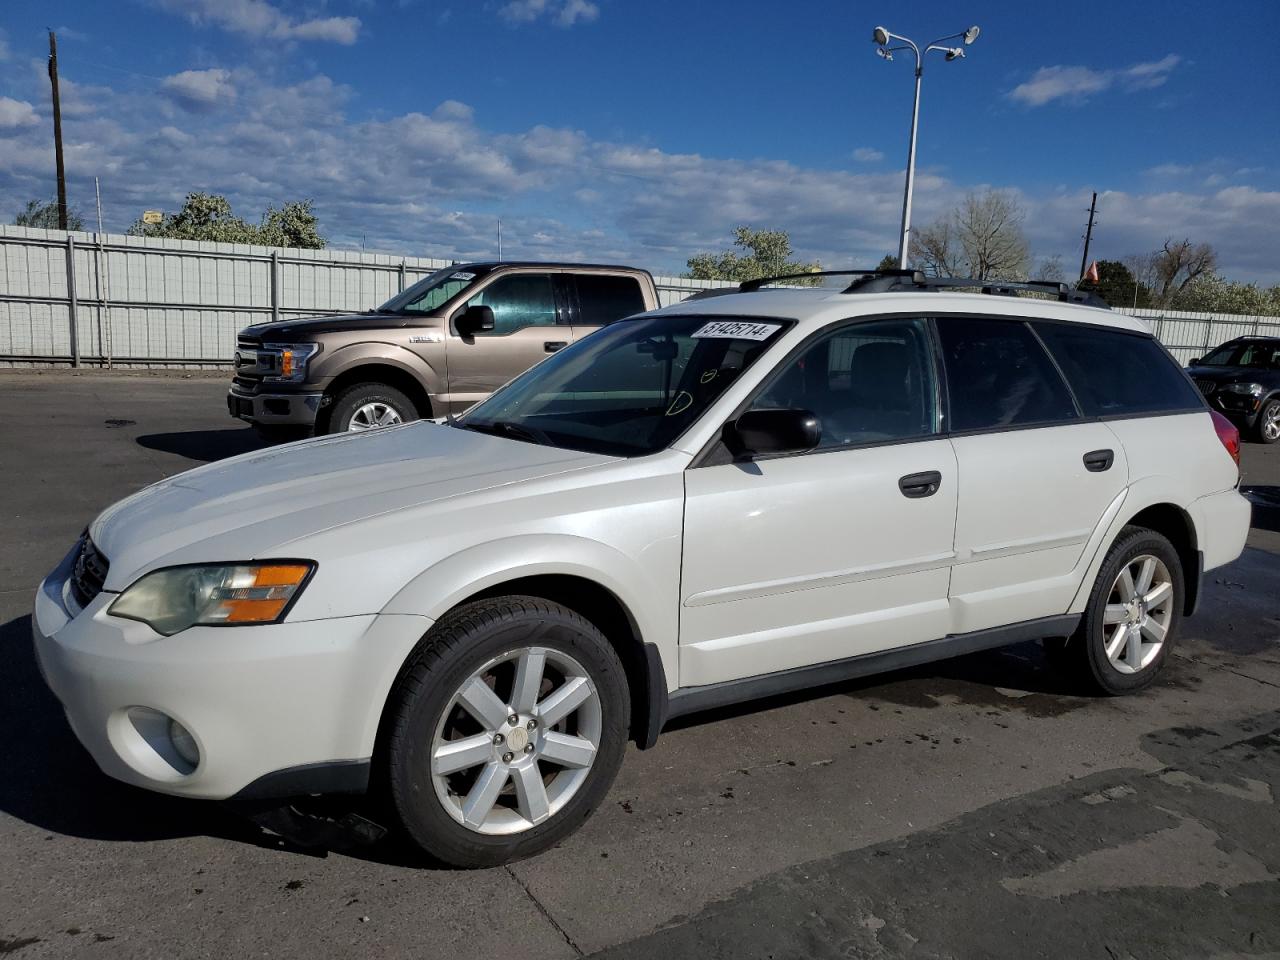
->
1174, 651, 1280, 690
505, 864, 584, 958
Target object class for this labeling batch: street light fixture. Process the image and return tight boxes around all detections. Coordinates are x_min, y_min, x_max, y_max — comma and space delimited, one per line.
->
871, 24, 981, 268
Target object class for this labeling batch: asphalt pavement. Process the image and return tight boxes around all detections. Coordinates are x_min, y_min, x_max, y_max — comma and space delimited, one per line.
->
1, 370, 1278, 960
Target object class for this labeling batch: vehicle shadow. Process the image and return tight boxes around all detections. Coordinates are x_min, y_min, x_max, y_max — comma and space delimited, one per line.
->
1243, 485, 1280, 533
135, 428, 268, 463
0, 612, 405, 863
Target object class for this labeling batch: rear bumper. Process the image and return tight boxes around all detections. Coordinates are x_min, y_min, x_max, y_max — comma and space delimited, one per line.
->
1188, 487, 1253, 574
228, 386, 323, 426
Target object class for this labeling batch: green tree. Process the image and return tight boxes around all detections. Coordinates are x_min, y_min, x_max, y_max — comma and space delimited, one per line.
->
687, 226, 820, 282
129, 192, 325, 248
1078, 259, 1149, 308
15, 199, 84, 231
876, 253, 900, 272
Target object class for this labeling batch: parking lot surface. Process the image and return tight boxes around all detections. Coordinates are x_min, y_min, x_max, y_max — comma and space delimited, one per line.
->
1, 370, 1278, 959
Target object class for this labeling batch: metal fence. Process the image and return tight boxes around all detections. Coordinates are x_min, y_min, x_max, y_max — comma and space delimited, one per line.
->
0, 224, 1273, 368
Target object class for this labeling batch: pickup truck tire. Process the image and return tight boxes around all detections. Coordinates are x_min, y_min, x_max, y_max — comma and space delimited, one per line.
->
328, 382, 418, 433
386, 596, 630, 868
1067, 526, 1183, 696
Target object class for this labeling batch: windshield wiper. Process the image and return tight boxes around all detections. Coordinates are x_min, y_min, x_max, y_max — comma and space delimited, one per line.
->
460, 419, 554, 447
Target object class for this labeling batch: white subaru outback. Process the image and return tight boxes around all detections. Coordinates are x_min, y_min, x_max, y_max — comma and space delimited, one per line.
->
33, 272, 1251, 867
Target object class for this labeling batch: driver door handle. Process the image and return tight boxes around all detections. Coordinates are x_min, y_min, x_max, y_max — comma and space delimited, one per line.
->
544, 341, 568, 353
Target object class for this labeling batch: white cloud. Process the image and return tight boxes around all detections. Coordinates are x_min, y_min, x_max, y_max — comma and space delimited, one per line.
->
152, 0, 361, 44
1, 66, 1275, 285
500, 0, 600, 27
0, 97, 38, 129
1008, 54, 1180, 107
162, 69, 236, 111
852, 147, 884, 163
1145, 163, 1191, 176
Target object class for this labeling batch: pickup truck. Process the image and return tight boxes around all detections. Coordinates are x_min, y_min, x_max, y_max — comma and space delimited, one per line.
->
228, 261, 658, 436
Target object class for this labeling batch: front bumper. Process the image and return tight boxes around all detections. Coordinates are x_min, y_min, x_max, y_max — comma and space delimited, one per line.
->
227, 385, 324, 427
32, 544, 431, 800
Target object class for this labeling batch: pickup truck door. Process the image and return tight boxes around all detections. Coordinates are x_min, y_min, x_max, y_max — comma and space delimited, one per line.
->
442, 271, 571, 413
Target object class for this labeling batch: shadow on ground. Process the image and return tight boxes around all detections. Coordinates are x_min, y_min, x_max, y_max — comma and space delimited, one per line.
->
1243, 485, 1280, 533
135, 428, 268, 462
0, 612, 424, 866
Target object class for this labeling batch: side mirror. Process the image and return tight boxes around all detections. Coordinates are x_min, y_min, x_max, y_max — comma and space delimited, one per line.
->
724, 408, 821, 460
1189, 357, 1201, 366
456, 304, 495, 337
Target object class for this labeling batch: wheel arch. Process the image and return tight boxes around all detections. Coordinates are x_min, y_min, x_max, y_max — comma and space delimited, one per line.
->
1071, 484, 1201, 618
317, 354, 438, 431
371, 538, 676, 763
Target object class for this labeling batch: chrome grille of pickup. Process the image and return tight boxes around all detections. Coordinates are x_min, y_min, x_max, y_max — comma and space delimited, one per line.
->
69, 536, 109, 609
1194, 379, 1217, 396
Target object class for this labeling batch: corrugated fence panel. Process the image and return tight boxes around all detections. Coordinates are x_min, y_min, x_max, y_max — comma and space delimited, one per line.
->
1, 225, 1273, 369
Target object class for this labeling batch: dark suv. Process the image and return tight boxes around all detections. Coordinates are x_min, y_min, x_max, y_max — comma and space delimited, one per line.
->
228, 262, 658, 437
1187, 337, 1280, 443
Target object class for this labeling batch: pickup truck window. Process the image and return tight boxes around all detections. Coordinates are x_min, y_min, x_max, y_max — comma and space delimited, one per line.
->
458, 314, 788, 456
468, 274, 559, 334
576, 274, 646, 326
378, 266, 489, 315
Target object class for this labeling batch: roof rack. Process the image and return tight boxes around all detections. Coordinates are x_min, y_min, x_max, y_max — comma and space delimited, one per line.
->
718, 267, 1110, 309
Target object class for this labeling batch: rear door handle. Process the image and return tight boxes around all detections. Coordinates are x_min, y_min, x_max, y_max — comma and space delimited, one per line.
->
1083, 449, 1114, 472
898, 470, 943, 499
544, 341, 568, 353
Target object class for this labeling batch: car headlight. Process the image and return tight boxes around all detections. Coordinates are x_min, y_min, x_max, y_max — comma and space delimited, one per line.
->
263, 343, 320, 383
108, 562, 315, 636
1222, 382, 1263, 396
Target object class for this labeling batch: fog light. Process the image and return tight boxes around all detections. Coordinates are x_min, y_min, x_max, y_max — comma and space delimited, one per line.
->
168, 717, 200, 768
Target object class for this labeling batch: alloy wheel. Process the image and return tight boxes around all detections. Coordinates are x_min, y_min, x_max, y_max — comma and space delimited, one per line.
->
1102, 554, 1174, 674
430, 646, 601, 836
1263, 402, 1280, 442
348, 401, 403, 431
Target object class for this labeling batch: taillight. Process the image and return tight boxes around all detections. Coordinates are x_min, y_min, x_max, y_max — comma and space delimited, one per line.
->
1210, 410, 1240, 469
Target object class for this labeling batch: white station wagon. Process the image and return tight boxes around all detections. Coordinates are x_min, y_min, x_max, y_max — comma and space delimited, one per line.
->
34, 271, 1251, 867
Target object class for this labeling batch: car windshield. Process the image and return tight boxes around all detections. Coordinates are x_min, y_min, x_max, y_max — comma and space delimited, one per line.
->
378, 266, 488, 315
1199, 341, 1280, 368
457, 314, 791, 456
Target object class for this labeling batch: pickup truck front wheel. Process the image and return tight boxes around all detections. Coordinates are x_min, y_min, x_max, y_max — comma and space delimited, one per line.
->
386, 597, 630, 868
328, 382, 417, 433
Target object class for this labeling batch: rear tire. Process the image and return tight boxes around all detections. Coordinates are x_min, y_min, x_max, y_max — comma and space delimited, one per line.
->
1068, 526, 1184, 695
328, 382, 418, 434
386, 597, 629, 868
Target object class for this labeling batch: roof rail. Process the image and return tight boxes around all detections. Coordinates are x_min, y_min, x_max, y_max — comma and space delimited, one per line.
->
737, 269, 910, 292
841, 271, 1111, 308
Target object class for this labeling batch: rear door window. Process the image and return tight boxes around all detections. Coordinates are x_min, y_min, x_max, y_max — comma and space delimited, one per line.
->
936, 316, 1078, 432
575, 274, 647, 326
1033, 323, 1203, 416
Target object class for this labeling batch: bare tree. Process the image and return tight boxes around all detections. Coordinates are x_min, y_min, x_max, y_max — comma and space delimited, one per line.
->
910, 190, 1030, 280
910, 220, 964, 277
1032, 255, 1065, 283
1150, 238, 1216, 306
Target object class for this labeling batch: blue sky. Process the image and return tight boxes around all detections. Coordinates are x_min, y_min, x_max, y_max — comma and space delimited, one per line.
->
2, 0, 1278, 281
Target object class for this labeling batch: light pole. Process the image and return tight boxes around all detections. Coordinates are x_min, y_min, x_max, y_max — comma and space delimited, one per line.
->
872, 24, 980, 268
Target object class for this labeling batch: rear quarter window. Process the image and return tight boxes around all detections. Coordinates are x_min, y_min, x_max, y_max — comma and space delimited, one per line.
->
1032, 322, 1204, 417
576, 274, 647, 325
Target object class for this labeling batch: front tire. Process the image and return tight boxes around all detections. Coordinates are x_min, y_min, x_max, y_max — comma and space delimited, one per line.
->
1068, 526, 1184, 695
328, 382, 418, 434
1254, 397, 1280, 444
386, 597, 630, 868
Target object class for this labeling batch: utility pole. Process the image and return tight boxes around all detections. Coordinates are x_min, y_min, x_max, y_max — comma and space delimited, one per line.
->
1078, 191, 1098, 281
48, 30, 69, 230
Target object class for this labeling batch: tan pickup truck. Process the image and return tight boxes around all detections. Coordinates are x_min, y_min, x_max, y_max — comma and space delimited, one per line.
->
228, 261, 658, 436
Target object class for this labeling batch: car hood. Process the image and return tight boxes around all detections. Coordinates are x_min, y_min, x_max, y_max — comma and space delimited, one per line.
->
240, 312, 433, 339
91, 422, 612, 589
